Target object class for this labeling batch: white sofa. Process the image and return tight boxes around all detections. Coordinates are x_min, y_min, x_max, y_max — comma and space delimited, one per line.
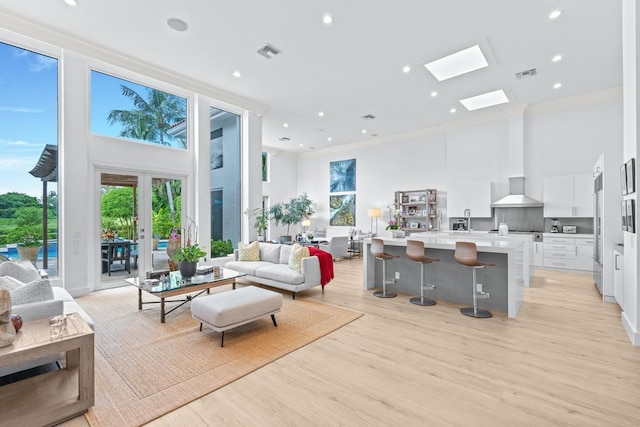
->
225, 242, 322, 299
0, 260, 94, 377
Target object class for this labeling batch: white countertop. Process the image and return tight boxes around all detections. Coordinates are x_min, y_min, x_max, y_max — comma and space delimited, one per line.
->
366, 232, 525, 254
542, 232, 593, 238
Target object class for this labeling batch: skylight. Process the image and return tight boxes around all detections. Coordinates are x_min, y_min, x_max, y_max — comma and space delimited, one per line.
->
424, 45, 488, 81
459, 89, 509, 111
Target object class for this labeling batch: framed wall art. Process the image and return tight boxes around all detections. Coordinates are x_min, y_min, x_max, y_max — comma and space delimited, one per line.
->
626, 158, 635, 195
626, 199, 635, 233
329, 194, 356, 226
622, 201, 627, 231
620, 163, 628, 196
329, 159, 356, 192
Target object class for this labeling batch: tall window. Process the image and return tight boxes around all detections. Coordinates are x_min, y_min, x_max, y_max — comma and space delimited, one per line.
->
262, 152, 269, 182
0, 41, 59, 276
209, 107, 241, 248
90, 70, 187, 149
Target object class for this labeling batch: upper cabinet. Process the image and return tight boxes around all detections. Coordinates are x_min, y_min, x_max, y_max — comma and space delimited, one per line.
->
543, 174, 593, 218
447, 181, 492, 218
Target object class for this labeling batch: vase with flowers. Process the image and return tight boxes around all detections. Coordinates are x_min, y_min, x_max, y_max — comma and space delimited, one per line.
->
386, 205, 405, 238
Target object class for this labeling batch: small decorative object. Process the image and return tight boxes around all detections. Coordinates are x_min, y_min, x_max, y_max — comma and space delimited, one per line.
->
499, 223, 509, 236
391, 230, 405, 238
166, 228, 181, 271
0, 289, 16, 347
11, 314, 23, 333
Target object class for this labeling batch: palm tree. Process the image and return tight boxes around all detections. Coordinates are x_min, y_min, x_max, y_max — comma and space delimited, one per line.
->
107, 85, 186, 147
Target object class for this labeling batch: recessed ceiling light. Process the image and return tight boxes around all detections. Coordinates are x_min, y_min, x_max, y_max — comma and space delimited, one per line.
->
167, 18, 188, 32
318, 111, 324, 117
361, 129, 367, 134
430, 91, 438, 98
549, 10, 562, 20
64, 0, 78, 6
424, 45, 488, 81
402, 65, 411, 73
450, 108, 457, 114
327, 137, 332, 141
232, 70, 241, 78
552, 54, 563, 62
459, 89, 509, 111
323, 15, 333, 25
299, 144, 304, 147
553, 82, 563, 89
283, 123, 289, 128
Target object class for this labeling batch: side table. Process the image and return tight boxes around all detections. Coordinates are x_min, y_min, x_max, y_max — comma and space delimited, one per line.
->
0, 312, 94, 425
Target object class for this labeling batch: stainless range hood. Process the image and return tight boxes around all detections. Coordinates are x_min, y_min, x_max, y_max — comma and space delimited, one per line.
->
491, 176, 543, 208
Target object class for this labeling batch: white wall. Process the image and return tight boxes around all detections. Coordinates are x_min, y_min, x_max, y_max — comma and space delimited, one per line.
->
622, 0, 639, 345
261, 150, 297, 240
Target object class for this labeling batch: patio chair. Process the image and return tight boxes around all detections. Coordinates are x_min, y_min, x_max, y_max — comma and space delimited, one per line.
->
101, 240, 131, 276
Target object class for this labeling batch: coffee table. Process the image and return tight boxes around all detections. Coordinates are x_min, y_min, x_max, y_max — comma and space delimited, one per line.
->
0, 313, 94, 425
125, 267, 246, 323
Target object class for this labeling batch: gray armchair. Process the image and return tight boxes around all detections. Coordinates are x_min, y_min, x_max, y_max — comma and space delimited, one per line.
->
319, 235, 349, 260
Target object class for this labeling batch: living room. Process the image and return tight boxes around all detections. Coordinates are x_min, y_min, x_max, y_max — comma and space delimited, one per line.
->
1, 1, 640, 426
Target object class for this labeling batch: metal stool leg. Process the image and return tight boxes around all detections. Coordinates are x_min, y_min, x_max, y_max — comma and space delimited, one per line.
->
410, 262, 436, 306
373, 257, 397, 298
460, 266, 492, 318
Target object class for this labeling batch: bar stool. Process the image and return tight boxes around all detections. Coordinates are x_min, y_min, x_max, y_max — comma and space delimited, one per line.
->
454, 241, 494, 318
371, 238, 398, 298
406, 240, 439, 306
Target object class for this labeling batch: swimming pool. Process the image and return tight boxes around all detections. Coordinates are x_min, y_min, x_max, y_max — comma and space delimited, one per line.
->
0, 241, 58, 260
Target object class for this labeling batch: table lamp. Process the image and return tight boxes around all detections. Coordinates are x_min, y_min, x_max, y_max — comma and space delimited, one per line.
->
368, 208, 381, 235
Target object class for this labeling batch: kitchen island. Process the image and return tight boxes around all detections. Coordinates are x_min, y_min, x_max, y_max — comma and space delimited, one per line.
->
363, 233, 528, 318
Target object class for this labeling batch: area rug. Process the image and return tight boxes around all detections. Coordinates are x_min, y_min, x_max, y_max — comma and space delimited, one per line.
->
76, 286, 362, 427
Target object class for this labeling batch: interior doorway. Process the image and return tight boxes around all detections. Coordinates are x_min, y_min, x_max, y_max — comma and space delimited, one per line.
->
97, 170, 184, 290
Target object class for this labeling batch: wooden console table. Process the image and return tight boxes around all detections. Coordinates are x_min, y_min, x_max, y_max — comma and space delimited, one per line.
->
0, 312, 94, 426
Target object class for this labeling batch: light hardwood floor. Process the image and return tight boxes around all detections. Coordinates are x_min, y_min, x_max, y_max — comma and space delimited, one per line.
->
66, 258, 640, 426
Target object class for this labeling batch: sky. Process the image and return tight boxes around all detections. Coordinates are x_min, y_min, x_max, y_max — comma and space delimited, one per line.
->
0, 41, 186, 198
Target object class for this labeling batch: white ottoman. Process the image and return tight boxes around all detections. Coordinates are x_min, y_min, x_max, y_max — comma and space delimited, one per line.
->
191, 286, 283, 347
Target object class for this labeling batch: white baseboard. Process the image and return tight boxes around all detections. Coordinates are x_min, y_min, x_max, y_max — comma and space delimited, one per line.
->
622, 311, 640, 346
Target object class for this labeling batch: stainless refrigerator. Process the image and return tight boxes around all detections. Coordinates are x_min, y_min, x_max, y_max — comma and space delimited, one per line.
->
593, 172, 603, 294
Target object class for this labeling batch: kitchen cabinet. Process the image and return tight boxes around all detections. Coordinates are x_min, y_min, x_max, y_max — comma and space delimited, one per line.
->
533, 242, 543, 267
613, 247, 624, 309
543, 174, 593, 218
574, 237, 594, 271
542, 235, 593, 271
447, 181, 491, 218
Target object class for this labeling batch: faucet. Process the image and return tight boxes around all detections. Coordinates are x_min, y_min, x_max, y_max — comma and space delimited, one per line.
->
463, 208, 471, 233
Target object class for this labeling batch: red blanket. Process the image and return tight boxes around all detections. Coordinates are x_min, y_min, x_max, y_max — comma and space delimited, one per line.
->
308, 247, 334, 286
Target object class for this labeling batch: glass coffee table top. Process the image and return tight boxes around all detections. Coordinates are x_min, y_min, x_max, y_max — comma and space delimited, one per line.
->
125, 267, 246, 294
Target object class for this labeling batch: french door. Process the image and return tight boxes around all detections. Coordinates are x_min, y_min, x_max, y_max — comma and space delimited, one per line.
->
97, 168, 184, 288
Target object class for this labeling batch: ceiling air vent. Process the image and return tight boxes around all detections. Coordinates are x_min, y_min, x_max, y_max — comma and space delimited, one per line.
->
257, 44, 281, 59
515, 68, 537, 79
361, 114, 376, 120
278, 137, 290, 142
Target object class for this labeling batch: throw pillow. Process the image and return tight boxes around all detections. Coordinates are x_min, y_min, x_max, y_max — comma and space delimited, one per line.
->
10, 279, 54, 306
238, 241, 260, 261
0, 261, 41, 283
0, 276, 24, 291
288, 244, 310, 272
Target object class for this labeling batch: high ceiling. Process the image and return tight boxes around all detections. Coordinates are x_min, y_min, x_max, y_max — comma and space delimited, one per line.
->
0, 0, 623, 154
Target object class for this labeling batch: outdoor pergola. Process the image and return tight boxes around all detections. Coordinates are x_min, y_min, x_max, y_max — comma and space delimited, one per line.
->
29, 144, 57, 269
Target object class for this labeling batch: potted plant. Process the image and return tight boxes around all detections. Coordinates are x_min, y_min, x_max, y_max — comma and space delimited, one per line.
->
8, 225, 42, 264
269, 193, 314, 243
244, 207, 270, 241
173, 243, 207, 278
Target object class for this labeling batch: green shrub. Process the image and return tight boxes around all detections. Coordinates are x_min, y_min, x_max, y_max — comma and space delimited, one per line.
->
211, 239, 233, 258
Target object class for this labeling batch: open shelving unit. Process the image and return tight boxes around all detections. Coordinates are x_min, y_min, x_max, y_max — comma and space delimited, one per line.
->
394, 189, 439, 233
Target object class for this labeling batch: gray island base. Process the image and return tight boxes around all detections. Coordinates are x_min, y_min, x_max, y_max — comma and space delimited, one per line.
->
363, 234, 526, 318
